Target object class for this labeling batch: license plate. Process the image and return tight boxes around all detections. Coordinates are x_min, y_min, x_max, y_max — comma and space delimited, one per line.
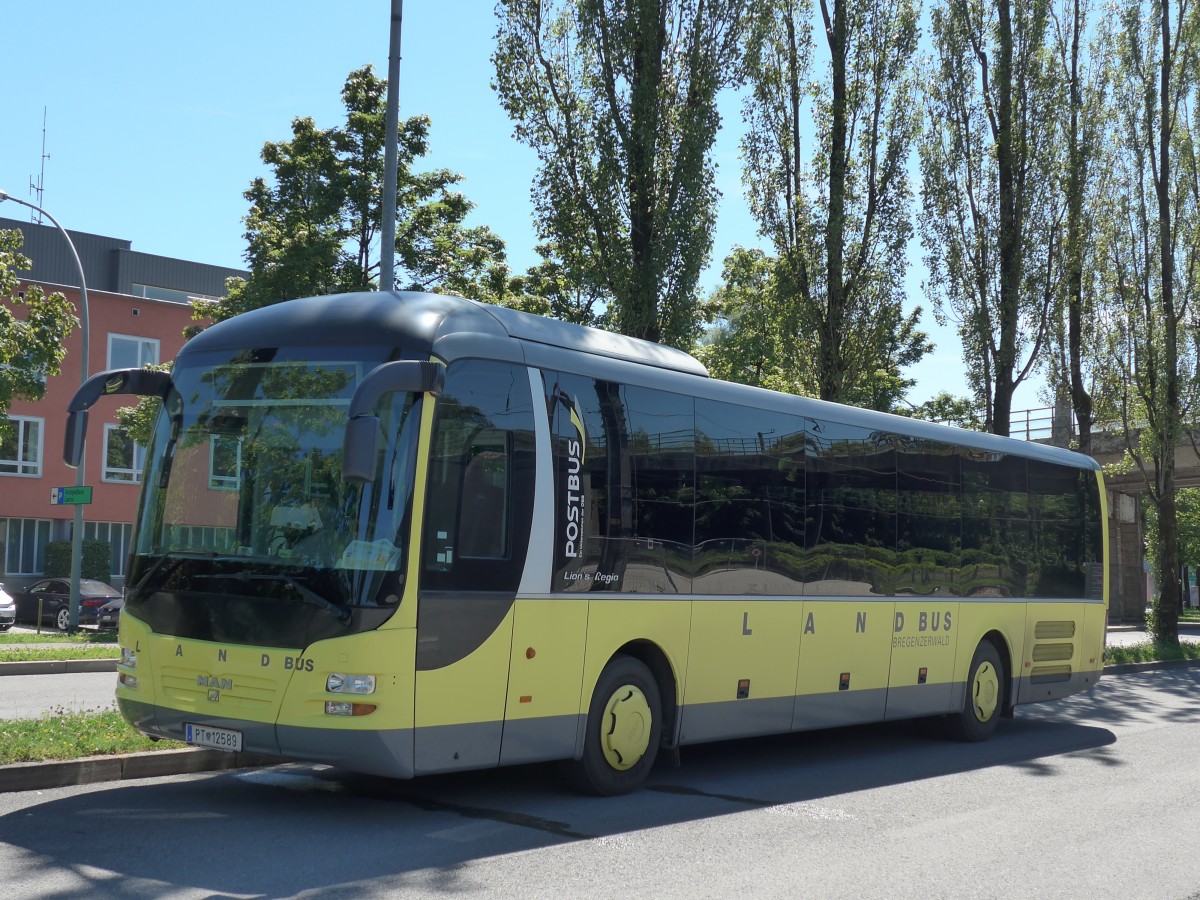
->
184, 723, 243, 752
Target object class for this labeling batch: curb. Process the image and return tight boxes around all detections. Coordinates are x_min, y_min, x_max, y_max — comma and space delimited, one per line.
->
0, 659, 118, 676
1101, 657, 1200, 675
0, 748, 282, 793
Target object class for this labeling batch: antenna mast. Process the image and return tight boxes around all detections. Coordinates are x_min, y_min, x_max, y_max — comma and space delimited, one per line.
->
28, 107, 49, 225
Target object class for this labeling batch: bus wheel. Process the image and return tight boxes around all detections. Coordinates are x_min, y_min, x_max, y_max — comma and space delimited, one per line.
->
947, 640, 1004, 742
566, 655, 662, 796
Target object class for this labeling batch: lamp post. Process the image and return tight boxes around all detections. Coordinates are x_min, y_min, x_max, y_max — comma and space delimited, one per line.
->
0, 190, 90, 631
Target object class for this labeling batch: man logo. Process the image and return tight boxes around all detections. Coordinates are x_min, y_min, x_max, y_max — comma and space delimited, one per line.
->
208, 689, 220, 702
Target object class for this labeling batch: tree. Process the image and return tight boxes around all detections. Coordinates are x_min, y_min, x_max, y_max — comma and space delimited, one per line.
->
1044, 0, 1111, 457
738, 0, 929, 407
196, 65, 510, 330
0, 229, 77, 434
1094, 0, 1200, 645
492, 0, 744, 348
921, 0, 1062, 435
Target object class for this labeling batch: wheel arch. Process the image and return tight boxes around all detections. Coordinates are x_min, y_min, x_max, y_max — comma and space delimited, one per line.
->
610, 639, 680, 750
978, 628, 1015, 717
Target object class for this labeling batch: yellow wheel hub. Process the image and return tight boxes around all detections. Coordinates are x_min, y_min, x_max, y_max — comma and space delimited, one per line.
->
971, 660, 1000, 723
601, 684, 652, 771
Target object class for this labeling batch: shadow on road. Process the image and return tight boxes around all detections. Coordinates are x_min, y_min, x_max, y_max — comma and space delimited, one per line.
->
5, 671, 1189, 898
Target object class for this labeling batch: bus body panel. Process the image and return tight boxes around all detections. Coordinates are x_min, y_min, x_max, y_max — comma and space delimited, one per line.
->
885, 599, 961, 720
792, 600, 894, 730
413, 605, 515, 774
499, 596, 589, 765
679, 597, 805, 743
1016, 600, 1103, 704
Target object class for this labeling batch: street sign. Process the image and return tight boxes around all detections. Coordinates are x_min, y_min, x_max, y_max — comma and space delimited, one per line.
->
50, 486, 93, 505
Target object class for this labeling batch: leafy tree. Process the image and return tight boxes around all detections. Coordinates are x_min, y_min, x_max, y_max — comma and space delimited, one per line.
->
195, 65, 510, 330
901, 391, 984, 430
492, 0, 744, 348
1093, 0, 1200, 645
738, 0, 929, 408
0, 229, 77, 433
920, 0, 1062, 435
1044, 0, 1111, 456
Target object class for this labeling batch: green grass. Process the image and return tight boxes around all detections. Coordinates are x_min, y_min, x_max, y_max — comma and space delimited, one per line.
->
0, 630, 119, 644
0, 645, 121, 663
1104, 640, 1200, 666
0, 708, 185, 765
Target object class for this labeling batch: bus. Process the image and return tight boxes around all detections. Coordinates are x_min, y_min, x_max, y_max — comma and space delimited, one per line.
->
66, 291, 1107, 795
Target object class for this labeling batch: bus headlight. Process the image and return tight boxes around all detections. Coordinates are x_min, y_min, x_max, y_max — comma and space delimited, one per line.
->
120, 647, 137, 669
326, 673, 375, 695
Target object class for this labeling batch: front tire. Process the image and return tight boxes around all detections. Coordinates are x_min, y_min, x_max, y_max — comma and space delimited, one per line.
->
947, 640, 1005, 742
565, 655, 662, 796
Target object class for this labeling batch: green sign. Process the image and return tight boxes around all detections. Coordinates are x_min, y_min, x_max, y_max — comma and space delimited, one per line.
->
50, 486, 93, 505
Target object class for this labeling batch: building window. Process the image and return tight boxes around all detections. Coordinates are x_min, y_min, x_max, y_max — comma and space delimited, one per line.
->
132, 283, 219, 305
209, 435, 242, 490
107, 333, 160, 370
103, 424, 145, 483
83, 521, 134, 578
0, 416, 44, 477
4, 518, 52, 575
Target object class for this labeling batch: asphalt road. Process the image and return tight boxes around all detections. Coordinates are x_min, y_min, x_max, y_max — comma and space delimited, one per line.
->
0, 668, 1198, 899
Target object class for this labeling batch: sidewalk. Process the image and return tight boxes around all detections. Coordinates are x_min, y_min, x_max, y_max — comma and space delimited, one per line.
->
1, 626, 1198, 794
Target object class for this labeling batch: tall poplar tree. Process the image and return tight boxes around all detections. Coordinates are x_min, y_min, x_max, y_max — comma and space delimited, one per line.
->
738, 0, 928, 407
493, 0, 744, 348
1096, 0, 1200, 644
920, 0, 1062, 435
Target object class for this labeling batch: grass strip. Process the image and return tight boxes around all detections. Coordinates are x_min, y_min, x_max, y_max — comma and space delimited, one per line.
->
0, 709, 184, 765
0, 646, 121, 663
0, 631, 119, 645
1104, 640, 1200, 666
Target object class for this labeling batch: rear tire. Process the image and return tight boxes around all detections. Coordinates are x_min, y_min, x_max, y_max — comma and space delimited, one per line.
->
55, 605, 72, 632
564, 655, 662, 796
946, 640, 1004, 742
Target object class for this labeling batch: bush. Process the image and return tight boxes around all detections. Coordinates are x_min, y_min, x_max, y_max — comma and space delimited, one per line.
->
44, 540, 112, 582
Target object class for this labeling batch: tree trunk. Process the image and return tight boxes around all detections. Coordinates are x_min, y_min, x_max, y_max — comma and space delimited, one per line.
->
1154, 0, 1180, 644
992, 0, 1018, 437
820, 0, 847, 402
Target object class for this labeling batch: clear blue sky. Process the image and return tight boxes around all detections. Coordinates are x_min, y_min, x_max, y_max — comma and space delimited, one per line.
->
0, 0, 1044, 412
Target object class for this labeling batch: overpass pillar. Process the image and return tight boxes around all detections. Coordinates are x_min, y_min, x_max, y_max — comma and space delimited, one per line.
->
1109, 491, 1146, 622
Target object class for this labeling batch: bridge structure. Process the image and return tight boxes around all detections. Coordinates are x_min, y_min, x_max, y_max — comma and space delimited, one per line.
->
1010, 406, 1200, 623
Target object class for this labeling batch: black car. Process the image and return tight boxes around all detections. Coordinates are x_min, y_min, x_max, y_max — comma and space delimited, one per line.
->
13, 579, 123, 631
96, 596, 124, 629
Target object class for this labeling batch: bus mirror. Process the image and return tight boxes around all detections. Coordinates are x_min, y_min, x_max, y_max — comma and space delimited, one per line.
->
63, 368, 174, 468
342, 361, 444, 485
342, 416, 381, 484
64, 410, 88, 469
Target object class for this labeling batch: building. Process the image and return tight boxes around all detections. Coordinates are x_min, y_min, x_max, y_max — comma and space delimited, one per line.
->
0, 215, 246, 590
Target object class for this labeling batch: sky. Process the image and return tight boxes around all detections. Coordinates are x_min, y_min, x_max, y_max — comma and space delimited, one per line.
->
0, 0, 1045, 412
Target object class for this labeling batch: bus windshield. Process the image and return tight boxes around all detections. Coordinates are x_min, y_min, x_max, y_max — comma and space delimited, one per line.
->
126, 347, 421, 645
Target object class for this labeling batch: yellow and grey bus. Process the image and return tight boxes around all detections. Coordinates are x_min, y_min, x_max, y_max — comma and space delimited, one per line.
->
66, 291, 1107, 794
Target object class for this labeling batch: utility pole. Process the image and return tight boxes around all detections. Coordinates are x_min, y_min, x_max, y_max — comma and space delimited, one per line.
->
380, 0, 404, 291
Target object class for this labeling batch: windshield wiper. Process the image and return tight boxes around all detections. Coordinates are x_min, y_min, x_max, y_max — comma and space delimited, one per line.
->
195, 570, 353, 624
130, 551, 220, 598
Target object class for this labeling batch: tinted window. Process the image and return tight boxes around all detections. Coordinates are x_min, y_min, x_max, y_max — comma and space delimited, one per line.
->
624, 386, 694, 593
695, 400, 805, 594
422, 361, 535, 593
897, 439, 961, 597
805, 420, 896, 596
1029, 461, 1098, 598
545, 374, 694, 593
961, 451, 1029, 597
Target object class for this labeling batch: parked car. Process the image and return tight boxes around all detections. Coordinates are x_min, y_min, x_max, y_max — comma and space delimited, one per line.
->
0, 583, 15, 632
12, 579, 123, 631
97, 596, 124, 629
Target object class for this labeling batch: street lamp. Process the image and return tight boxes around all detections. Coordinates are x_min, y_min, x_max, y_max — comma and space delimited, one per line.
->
0, 189, 90, 631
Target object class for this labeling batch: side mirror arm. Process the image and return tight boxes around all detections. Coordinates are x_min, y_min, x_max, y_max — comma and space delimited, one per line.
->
342, 361, 444, 484
64, 368, 173, 468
